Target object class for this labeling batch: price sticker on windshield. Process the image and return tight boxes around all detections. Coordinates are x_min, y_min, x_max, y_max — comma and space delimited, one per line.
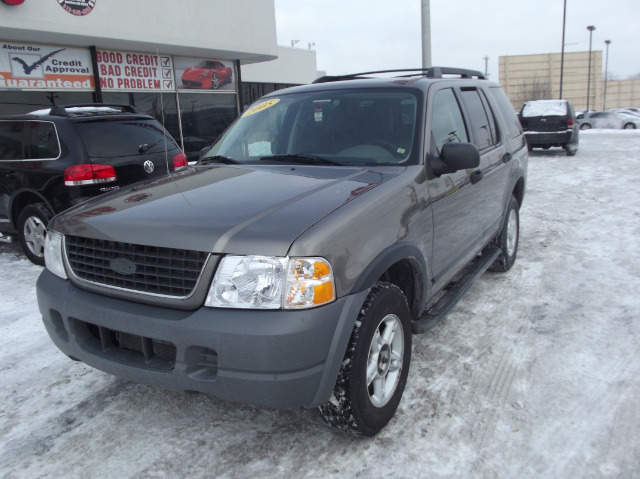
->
242, 99, 280, 117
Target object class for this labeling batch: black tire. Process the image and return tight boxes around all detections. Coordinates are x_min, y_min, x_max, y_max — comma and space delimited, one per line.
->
624, 123, 636, 130
490, 195, 519, 272
580, 123, 591, 130
565, 139, 578, 156
319, 282, 411, 436
17, 203, 53, 266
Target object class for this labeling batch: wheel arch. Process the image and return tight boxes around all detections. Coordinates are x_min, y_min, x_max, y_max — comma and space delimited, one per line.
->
512, 175, 526, 209
10, 190, 55, 228
349, 242, 427, 320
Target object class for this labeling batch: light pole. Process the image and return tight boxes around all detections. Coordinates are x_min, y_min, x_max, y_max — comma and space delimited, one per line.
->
559, 0, 567, 98
586, 25, 596, 111
603, 40, 611, 110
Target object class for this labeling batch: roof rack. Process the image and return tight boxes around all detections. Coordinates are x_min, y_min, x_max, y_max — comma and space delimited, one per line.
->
48, 103, 139, 117
312, 67, 486, 84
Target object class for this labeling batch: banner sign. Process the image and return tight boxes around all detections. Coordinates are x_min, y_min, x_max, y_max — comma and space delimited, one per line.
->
0, 41, 94, 90
96, 49, 175, 91
174, 56, 235, 92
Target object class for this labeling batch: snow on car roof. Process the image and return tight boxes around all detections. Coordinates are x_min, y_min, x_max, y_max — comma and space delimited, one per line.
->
522, 100, 568, 117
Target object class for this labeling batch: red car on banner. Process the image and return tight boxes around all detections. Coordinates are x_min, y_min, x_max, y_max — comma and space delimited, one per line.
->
181, 60, 232, 89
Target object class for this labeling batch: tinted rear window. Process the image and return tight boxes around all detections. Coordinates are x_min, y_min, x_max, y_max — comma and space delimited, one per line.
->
75, 119, 178, 158
521, 100, 568, 117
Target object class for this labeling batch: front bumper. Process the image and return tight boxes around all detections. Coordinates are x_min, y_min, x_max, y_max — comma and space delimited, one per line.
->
36, 269, 367, 408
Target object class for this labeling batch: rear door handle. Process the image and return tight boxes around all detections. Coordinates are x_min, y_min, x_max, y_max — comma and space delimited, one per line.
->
470, 170, 484, 184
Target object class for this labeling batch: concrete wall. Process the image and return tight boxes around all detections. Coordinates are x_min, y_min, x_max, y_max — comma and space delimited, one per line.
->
500, 51, 604, 111
241, 46, 320, 85
0, 0, 278, 64
603, 79, 640, 110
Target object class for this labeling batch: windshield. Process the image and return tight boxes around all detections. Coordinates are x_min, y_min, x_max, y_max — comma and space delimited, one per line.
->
201, 89, 420, 167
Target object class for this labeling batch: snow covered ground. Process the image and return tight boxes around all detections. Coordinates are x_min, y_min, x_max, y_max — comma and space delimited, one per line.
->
1, 130, 639, 478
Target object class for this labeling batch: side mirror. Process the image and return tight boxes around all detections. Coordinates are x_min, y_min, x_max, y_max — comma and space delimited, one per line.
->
431, 142, 480, 176
198, 145, 212, 160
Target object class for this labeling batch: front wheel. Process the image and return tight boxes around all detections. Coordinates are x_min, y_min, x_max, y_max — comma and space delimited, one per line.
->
210, 72, 219, 89
580, 123, 591, 130
490, 195, 519, 272
319, 282, 411, 436
17, 203, 53, 266
624, 123, 636, 129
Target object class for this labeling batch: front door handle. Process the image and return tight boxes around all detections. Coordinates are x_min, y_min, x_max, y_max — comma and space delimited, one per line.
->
470, 170, 484, 184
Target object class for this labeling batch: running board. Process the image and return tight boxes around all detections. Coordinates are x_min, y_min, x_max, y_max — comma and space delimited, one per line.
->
412, 245, 501, 334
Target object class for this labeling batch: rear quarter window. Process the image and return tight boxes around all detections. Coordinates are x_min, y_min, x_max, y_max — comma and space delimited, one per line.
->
460, 88, 498, 150
75, 119, 178, 157
26, 121, 60, 159
488, 86, 524, 141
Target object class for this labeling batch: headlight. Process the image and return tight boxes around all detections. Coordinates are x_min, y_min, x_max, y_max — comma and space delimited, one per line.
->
205, 255, 335, 310
44, 230, 67, 279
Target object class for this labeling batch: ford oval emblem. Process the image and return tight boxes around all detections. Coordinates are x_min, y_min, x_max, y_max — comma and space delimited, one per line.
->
143, 160, 155, 174
110, 257, 137, 276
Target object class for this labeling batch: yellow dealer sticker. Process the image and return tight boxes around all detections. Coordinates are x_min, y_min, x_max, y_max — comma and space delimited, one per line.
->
242, 98, 280, 117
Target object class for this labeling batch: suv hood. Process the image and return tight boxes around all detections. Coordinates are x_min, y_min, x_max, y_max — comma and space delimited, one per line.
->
52, 164, 402, 256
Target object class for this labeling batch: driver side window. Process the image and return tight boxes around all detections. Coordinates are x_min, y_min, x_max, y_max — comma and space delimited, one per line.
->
431, 89, 468, 153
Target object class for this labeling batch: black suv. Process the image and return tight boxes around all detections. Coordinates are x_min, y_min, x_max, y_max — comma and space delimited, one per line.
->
37, 68, 527, 436
0, 104, 187, 264
518, 99, 579, 156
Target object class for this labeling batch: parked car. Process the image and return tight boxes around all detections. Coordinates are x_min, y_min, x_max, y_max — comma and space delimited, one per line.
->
612, 111, 640, 129
577, 111, 625, 130
181, 60, 232, 89
0, 104, 187, 264
518, 99, 579, 156
37, 67, 527, 436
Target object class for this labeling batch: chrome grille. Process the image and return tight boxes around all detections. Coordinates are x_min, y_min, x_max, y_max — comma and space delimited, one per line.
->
65, 235, 207, 297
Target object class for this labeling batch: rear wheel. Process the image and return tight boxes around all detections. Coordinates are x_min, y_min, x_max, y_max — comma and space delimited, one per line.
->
565, 138, 578, 156
17, 203, 53, 266
490, 195, 519, 272
319, 282, 411, 436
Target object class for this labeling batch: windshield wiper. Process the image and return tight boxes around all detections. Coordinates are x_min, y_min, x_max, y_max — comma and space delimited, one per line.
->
199, 155, 240, 165
260, 154, 341, 166
138, 137, 169, 153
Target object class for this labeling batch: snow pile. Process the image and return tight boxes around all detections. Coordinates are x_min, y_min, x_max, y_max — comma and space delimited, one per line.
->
1, 130, 640, 478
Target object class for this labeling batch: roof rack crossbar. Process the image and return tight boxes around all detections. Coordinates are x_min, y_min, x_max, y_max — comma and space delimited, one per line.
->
312, 67, 485, 84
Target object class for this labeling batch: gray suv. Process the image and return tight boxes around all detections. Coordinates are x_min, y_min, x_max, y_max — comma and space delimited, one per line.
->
37, 68, 527, 436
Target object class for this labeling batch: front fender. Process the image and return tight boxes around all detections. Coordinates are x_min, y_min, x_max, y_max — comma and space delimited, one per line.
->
350, 241, 428, 318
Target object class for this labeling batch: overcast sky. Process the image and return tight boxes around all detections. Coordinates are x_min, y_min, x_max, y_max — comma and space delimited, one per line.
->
274, 0, 639, 81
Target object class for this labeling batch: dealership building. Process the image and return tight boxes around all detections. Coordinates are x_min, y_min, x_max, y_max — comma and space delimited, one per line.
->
0, 0, 320, 160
